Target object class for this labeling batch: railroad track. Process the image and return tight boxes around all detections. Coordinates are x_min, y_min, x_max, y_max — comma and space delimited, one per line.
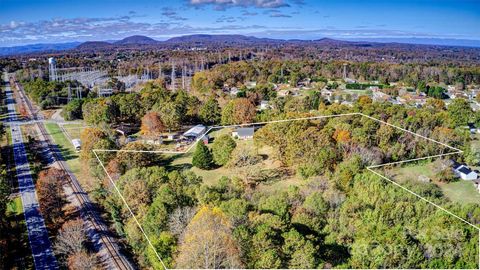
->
11, 78, 133, 270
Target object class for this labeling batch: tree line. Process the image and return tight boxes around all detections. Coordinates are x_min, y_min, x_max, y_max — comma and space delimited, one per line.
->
80, 95, 479, 269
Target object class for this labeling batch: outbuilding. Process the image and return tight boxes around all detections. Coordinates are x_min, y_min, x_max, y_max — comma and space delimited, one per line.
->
72, 139, 81, 151
183, 124, 206, 139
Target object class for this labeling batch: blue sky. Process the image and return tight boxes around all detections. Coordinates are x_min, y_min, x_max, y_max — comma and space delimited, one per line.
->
0, 0, 479, 46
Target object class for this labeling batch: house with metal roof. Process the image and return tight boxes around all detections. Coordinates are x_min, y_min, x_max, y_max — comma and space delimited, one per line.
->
232, 127, 254, 140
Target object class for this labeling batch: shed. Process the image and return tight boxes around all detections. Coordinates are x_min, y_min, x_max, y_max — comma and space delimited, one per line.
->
201, 135, 209, 145
72, 139, 81, 151
232, 127, 254, 140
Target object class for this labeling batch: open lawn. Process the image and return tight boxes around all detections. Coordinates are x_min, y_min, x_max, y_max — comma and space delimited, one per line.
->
45, 122, 79, 163
440, 181, 480, 204
387, 162, 480, 205
169, 130, 304, 194
45, 122, 96, 192
60, 122, 86, 139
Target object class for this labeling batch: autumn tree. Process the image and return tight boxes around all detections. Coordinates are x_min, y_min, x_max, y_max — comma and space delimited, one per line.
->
79, 127, 107, 160
333, 129, 351, 144
192, 142, 213, 169
357, 95, 372, 107
211, 134, 237, 166
141, 111, 165, 138
221, 98, 257, 125
67, 251, 98, 270
36, 168, 66, 224
176, 206, 242, 269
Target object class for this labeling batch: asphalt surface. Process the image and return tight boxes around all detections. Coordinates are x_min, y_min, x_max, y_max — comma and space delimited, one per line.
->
11, 76, 134, 269
4, 76, 59, 270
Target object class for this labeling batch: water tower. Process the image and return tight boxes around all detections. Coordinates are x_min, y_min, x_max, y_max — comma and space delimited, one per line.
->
48, 57, 57, 81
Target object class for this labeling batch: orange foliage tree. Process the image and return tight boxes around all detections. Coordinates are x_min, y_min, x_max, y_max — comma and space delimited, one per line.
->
36, 168, 66, 225
333, 129, 351, 144
79, 127, 106, 160
176, 206, 242, 268
140, 111, 165, 138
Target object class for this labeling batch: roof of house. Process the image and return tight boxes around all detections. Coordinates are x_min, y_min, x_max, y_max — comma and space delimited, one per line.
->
458, 166, 473, 175
234, 127, 254, 137
451, 160, 462, 170
183, 124, 206, 137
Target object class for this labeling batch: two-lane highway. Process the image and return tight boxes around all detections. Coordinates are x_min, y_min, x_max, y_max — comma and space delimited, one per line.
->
10, 75, 134, 270
4, 73, 59, 269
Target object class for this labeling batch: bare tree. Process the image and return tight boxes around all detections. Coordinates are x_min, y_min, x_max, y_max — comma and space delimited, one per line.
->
168, 206, 196, 236
54, 218, 87, 256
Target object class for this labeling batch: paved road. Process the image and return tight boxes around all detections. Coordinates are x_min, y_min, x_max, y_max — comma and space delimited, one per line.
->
11, 76, 134, 270
4, 75, 59, 269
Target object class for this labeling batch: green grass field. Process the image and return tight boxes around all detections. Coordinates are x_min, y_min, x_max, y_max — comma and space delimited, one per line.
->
388, 162, 480, 205
45, 122, 81, 173
169, 129, 304, 193
60, 123, 86, 139
440, 181, 480, 204
44, 122, 98, 191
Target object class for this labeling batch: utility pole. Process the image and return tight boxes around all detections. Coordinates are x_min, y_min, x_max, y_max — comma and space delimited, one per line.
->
67, 84, 72, 102
171, 61, 176, 91
182, 65, 186, 90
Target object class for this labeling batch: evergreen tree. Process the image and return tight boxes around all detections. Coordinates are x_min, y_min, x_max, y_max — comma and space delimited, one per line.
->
192, 142, 213, 169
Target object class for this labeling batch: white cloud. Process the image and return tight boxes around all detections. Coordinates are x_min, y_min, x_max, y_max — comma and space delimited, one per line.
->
0, 15, 267, 45
189, 0, 289, 9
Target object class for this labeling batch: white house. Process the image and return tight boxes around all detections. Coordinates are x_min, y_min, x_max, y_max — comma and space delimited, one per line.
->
453, 162, 478, 180
232, 127, 254, 140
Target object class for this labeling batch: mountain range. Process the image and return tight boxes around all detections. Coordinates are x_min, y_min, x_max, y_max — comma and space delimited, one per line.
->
1, 34, 480, 56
